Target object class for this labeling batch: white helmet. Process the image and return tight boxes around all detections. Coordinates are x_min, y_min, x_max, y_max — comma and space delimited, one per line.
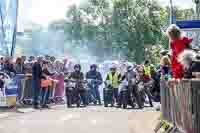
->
110, 63, 117, 69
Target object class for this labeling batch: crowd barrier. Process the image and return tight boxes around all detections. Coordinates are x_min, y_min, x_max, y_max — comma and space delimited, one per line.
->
0, 73, 65, 107
161, 79, 200, 133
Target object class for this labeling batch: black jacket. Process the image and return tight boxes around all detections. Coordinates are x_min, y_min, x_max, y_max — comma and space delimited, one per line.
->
32, 62, 42, 80
86, 71, 102, 84
3, 63, 16, 76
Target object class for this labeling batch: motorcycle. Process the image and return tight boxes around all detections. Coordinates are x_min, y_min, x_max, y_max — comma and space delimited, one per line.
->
64, 79, 87, 108
103, 80, 114, 107
118, 80, 129, 109
137, 80, 154, 107
87, 79, 102, 105
125, 78, 144, 109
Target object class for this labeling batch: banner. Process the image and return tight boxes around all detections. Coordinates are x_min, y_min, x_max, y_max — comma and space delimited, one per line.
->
0, 0, 18, 56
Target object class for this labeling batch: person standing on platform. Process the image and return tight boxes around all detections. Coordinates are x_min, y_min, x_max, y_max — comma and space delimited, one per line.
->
166, 24, 193, 79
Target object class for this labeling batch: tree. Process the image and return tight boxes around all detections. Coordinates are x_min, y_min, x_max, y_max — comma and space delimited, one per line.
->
20, 0, 192, 64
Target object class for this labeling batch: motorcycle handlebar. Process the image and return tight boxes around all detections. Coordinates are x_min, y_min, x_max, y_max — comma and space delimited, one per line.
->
64, 79, 87, 84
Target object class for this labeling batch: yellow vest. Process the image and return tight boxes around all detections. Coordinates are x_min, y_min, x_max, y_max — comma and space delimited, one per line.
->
108, 72, 120, 88
144, 65, 151, 76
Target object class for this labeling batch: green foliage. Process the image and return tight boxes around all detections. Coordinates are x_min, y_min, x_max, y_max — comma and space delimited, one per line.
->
48, 0, 195, 64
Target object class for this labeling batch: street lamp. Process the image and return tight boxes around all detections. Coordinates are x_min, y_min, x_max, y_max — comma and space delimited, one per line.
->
194, 0, 200, 19
169, 0, 174, 24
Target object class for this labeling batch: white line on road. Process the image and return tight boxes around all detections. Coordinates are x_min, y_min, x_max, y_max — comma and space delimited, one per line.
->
60, 113, 81, 121
0, 113, 10, 119
90, 119, 97, 125
60, 114, 73, 121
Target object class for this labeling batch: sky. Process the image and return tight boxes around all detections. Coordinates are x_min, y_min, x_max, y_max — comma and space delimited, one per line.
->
159, 0, 194, 8
18, 0, 194, 30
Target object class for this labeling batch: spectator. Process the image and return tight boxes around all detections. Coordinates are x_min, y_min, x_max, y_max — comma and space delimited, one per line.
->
4, 57, 15, 76
28, 56, 35, 62
45, 55, 50, 61
40, 60, 54, 108
167, 24, 193, 79
32, 56, 43, 109
143, 60, 151, 81
15, 57, 25, 74
0, 57, 4, 71
160, 56, 171, 79
178, 50, 200, 79
21, 56, 26, 64
50, 56, 56, 63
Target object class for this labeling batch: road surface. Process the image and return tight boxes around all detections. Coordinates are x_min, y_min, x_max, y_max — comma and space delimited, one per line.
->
0, 105, 160, 133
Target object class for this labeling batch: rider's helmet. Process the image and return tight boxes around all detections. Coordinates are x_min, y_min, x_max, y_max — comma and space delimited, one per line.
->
74, 64, 81, 72
110, 64, 117, 72
90, 64, 97, 71
137, 65, 144, 74
127, 64, 134, 72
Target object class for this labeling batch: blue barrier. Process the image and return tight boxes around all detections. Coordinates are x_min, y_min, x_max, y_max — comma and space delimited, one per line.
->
5, 78, 18, 96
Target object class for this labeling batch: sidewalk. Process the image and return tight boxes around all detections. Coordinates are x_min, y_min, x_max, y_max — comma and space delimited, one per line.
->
0, 106, 36, 120
128, 111, 160, 133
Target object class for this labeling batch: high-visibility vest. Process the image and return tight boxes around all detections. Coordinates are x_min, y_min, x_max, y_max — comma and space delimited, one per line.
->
108, 72, 120, 88
144, 65, 151, 76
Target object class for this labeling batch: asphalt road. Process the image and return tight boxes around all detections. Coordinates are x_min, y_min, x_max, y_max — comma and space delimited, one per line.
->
0, 105, 160, 133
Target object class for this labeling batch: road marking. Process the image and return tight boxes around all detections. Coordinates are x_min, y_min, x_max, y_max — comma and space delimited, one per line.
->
0, 113, 10, 119
90, 119, 97, 125
18, 108, 35, 113
60, 113, 81, 121
60, 114, 73, 121
19, 119, 25, 124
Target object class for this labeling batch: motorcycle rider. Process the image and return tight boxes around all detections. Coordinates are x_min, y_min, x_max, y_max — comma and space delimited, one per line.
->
68, 64, 87, 107
86, 64, 103, 105
119, 64, 143, 108
136, 65, 154, 107
143, 60, 151, 81
106, 64, 121, 105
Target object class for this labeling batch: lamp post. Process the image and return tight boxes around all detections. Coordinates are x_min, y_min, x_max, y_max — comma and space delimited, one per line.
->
169, 0, 174, 24
194, 0, 200, 19
194, 0, 200, 47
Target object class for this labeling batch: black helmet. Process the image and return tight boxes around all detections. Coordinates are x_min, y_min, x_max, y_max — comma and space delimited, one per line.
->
127, 65, 133, 71
90, 64, 97, 69
160, 50, 168, 56
74, 64, 81, 70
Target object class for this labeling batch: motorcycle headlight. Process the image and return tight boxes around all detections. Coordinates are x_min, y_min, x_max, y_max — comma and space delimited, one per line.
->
69, 82, 76, 88
138, 83, 144, 91
105, 80, 112, 86
131, 79, 136, 84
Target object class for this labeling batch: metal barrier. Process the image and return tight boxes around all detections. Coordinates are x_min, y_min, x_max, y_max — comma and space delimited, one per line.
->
161, 79, 200, 133
18, 74, 64, 104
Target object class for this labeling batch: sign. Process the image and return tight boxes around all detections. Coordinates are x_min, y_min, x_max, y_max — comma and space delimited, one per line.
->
0, 88, 6, 106
176, 20, 200, 48
176, 20, 200, 30
0, 78, 17, 107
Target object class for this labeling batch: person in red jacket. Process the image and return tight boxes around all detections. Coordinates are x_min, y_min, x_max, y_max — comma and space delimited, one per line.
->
167, 24, 193, 79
